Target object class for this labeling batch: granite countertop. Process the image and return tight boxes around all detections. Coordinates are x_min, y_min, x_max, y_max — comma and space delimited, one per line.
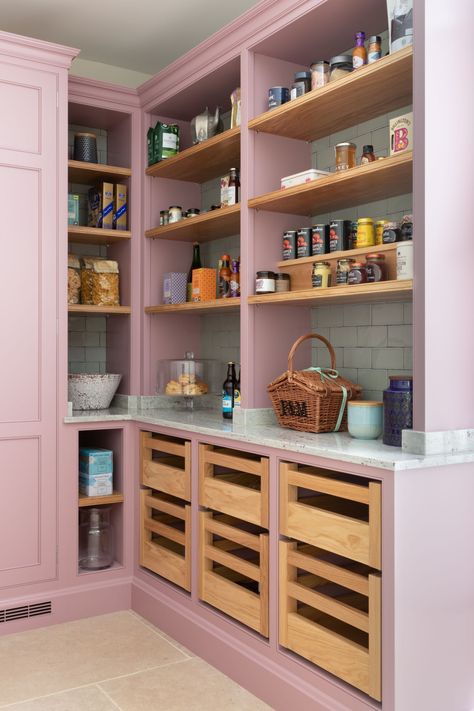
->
65, 404, 474, 471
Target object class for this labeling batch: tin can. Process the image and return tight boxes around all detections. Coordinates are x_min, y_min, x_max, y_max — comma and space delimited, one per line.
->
312, 261, 332, 288
311, 224, 329, 255
357, 218, 375, 248
282, 230, 297, 260
336, 258, 355, 284
296, 227, 312, 258
268, 86, 290, 110
329, 219, 352, 252
375, 220, 387, 245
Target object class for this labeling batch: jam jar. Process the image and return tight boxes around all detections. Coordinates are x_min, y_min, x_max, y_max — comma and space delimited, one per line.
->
335, 142, 356, 171
256, 271, 276, 294
383, 376, 413, 446
312, 261, 332, 288
400, 214, 413, 241
382, 221, 401, 243
366, 253, 387, 282
336, 258, 355, 284
347, 261, 367, 284
356, 217, 375, 248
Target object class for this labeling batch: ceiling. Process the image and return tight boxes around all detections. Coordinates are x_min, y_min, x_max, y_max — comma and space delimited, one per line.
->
1, 0, 260, 77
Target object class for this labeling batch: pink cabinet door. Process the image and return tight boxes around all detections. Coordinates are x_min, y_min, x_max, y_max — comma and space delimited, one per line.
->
0, 60, 59, 588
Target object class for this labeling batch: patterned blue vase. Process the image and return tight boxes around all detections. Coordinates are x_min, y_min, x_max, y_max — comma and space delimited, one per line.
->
383, 376, 413, 447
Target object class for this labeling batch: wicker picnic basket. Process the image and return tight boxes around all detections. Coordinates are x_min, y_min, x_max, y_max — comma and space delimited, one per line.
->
267, 333, 362, 433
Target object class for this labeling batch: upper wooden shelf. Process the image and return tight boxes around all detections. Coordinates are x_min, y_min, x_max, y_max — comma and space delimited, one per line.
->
248, 152, 412, 216
145, 204, 240, 243
68, 226, 131, 245
68, 305, 131, 315
248, 47, 413, 142
68, 160, 131, 184
248, 280, 412, 307
146, 298, 240, 315
145, 127, 240, 183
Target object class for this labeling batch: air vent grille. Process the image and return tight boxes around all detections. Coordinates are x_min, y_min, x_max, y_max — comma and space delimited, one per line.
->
0, 601, 52, 623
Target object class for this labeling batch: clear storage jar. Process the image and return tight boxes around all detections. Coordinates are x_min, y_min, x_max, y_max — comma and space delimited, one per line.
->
79, 507, 114, 571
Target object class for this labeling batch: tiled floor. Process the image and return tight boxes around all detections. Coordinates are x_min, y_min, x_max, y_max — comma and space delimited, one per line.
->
0, 611, 272, 710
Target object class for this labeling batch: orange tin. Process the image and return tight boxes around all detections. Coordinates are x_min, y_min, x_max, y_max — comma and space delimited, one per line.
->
192, 268, 216, 302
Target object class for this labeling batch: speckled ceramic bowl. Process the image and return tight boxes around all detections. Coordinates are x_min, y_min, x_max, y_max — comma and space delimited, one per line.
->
68, 373, 122, 410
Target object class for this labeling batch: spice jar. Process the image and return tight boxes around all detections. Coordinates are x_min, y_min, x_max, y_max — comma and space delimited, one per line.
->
168, 205, 182, 223
383, 376, 413, 446
336, 258, 356, 285
361, 144, 376, 164
312, 262, 332, 288
160, 210, 169, 226
400, 214, 413, 241
356, 217, 375, 248
375, 219, 387, 245
290, 71, 311, 100
335, 142, 356, 171
275, 273, 290, 292
347, 261, 368, 284
382, 221, 401, 243
329, 55, 353, 82
368, 35, 382, 63
256, 271, 276, 294
310, 61, 330, 89
366, 253, 387, 282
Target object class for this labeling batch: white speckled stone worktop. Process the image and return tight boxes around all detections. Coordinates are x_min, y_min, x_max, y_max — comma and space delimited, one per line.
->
64, 406, 474, 471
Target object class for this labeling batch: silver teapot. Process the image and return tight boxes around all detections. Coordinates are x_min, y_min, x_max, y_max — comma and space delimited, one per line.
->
191, 107, 223, 144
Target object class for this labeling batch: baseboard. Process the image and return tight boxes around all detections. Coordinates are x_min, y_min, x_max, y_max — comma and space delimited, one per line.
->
131, 577, 375, 711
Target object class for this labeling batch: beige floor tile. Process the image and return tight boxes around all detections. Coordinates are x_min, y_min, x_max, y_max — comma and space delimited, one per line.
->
2, 686, 118, 711
100, 657, 273, 710
129, 612, 194, 657
0, 611, 186, 707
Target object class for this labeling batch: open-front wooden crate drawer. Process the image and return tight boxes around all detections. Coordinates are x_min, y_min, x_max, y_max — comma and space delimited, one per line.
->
280, 462, 381, 569
199, 511, 269, 636
141, 431, 191, 501
140, 489, 191, 591
199, 444, 269, 527
280, 541, 381, 701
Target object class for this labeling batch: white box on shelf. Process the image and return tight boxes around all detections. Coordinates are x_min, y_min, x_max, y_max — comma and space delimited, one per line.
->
79, 471, 113, 497
281, 168, 330, 189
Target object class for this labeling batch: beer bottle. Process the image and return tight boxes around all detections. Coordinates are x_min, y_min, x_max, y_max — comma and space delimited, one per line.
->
218, 254, 231, 298
222, 362, 237, 419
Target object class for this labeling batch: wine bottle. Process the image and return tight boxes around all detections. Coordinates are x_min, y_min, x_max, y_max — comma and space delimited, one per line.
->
187, 241, 201, 302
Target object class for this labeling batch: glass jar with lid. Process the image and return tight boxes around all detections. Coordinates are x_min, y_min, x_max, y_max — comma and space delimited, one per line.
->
312, 261, 332, 288
336, 258, 356, 285
310, 61, 330, 89
168, 205, 183, 223
79, 507, 114, 571
356, 217, 375, 247
329, 55, 353, 82
347, 261, 368, 285
335, 142, 356, 171
366, 253, 387, 282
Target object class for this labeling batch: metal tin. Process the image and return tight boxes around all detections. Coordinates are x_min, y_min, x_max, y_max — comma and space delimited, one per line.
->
383, 376, 413, 446
268, 86, 290, 110
329, 219, 352, 252
311, 224, 329, 255
366, 253, 387, 282
282, 230, 297, 260
296, 228, 312, 258
275, 273, 290, 292
336, 258, 356, 284
168, 205, 182, 223
356, 217, 375, 248
312, 261, 332, 288
347, 261, 368, 284
74, 132, 98, 163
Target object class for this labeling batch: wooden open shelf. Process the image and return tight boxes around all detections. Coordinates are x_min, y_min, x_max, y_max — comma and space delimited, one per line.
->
79, 492, 124, 508
68, 226, 131, 244
248, 152, 412, 216
68, 305, 131, 315
68, 160, 131, 184
146, 298, 240, 315
277, 241, 406, 268
248, 280, 412, 306
146, 204, 240, 243
145, 127, 240, 183
249, 47, 413, 142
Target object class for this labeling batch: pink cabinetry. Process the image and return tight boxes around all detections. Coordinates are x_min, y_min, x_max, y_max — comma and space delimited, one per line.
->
0, 33, 76, 588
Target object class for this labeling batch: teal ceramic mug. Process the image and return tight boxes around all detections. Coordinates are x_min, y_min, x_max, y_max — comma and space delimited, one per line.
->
347, 401, 383, 439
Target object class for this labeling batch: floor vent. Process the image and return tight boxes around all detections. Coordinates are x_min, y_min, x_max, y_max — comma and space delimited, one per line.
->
0, 601, 52, 623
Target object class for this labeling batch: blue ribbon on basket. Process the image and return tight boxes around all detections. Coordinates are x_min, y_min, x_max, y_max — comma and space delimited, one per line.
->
304, 367, 348, 432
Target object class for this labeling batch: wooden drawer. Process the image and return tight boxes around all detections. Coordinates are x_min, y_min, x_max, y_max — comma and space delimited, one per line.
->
280, 541, 381, 701
141, 431, 191, 501
140, 489, 191, 591
199, 444, 269, 527
199, 511, 269, 637
280, 461, 381, 569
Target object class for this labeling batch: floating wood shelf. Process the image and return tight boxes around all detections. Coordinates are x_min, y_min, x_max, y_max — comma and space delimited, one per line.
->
79, 492, 124, 508
277, 241, 408, 268
248, 280, 412, 306
145, 127, 240, 183
248, 152, 412, 216
145, 204, 240, 243
248, 47, 413, 142
68, 160, 131, 184
146, 298, 240, 315
68, 305, 131, 315
68, 226, 131, 244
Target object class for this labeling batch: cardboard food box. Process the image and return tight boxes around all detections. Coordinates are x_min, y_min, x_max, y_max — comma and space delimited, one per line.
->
192, 268, 217, 302
390, 112, 413, 156
163, 272, 187, 304
68, 193, 80, 225
79, 447, 113, 475
79, 471, 113, 497
88, 182, 113, 229
113, 183, 127, 231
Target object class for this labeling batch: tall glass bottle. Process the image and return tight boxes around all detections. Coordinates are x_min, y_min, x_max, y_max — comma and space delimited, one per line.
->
228, 168, 240, 205
353, 31, 367, 68
222, 362, 237, 419
218, 254, 231, 298
233, 366, 241, 410
187, 241, 201, 302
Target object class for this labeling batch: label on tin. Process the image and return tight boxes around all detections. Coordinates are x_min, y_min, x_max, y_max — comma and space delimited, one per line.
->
311, 226, 327, 255
282, 233, 296, 260
297, 229, 311, 258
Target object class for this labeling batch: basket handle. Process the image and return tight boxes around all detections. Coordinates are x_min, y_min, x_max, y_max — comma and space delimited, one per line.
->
287, 332, 337, 373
